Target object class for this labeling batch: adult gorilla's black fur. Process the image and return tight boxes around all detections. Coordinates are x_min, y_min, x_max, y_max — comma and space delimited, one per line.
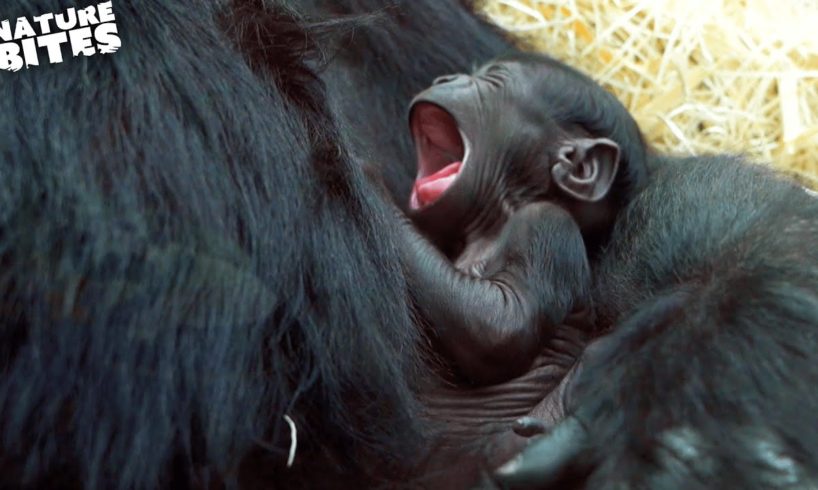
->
302, 0, 512, 202
497, 155, 818, 489
0, 1, 429, 488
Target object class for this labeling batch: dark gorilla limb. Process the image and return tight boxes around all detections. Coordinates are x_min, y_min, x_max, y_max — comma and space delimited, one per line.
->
497, 158, 818, 489
399, 201, 590, 384
0, 1, 428, 488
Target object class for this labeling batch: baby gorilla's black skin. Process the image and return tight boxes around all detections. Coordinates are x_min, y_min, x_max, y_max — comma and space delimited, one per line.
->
395, 54, 645, 385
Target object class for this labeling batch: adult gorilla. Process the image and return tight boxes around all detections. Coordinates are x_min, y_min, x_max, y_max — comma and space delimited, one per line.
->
1, 2, 817, 490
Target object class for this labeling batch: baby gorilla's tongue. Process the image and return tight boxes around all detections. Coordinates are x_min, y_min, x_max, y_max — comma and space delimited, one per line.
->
414, 161, 462, 208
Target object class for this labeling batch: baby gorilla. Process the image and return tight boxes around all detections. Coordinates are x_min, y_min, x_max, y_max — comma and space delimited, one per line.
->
397, 53, 640, 385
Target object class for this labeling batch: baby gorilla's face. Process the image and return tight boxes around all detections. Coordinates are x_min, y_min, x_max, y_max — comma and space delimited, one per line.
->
406, 59, 563, 251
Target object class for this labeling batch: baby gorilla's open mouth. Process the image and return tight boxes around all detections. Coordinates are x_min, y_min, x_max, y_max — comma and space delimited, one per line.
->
409, 102, 470, 210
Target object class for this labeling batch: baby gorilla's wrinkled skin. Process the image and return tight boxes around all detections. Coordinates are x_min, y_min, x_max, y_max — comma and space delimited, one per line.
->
395, 55, 632, 385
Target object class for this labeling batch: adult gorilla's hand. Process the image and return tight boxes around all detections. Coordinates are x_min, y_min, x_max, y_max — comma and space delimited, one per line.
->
495, 415, 590, 489
493, 291, 816, 490
492, 339, 598, 490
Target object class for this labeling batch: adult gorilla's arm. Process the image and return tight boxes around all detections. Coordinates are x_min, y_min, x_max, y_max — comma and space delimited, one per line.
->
495, 158, 818, 490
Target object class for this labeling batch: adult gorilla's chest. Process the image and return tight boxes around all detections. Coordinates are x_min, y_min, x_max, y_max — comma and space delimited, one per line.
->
415, 319, 589, 485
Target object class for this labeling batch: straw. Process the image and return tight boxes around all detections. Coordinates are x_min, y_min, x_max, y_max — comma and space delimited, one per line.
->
479, 0, 818, 187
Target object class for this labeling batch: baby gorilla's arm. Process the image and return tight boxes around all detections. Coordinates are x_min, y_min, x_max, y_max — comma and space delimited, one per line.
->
400, 202, 591, 384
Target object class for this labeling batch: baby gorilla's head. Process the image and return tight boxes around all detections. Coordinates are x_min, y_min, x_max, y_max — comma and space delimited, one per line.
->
406, 54, 643, 255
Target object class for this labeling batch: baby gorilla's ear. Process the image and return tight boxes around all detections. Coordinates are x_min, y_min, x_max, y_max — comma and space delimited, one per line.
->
551, 138, 620, 202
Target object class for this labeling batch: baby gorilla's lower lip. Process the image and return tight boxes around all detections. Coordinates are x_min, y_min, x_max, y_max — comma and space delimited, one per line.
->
411, 161, 462, 209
